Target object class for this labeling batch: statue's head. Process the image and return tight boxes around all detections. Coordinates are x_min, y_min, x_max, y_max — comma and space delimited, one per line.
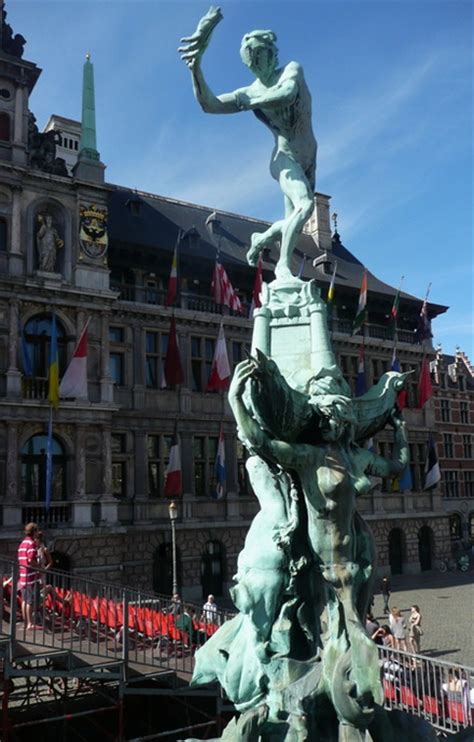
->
315, 395, 357, 443
240, 30, 278, 78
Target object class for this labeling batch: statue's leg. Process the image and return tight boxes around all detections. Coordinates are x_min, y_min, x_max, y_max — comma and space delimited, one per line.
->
246, 218, 285, 266
276, 157, 314, 280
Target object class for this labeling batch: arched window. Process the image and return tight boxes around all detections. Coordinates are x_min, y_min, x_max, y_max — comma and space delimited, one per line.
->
0, 217, 7, 251
449, 513, 462, 540
23, 314, 67, 379
0, 113, 10, 142
21, 433, 67, 502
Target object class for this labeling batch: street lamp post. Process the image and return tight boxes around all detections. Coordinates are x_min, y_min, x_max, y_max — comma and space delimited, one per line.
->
168, 501, 178, 596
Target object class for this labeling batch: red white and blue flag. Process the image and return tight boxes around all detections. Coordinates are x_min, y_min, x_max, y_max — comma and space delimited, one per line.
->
214, 426, 226, 500
207, 321, 231, 391
211, 258, 243, 314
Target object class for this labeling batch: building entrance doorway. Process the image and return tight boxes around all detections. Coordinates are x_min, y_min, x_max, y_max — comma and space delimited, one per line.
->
418, 526, 434, 571
200, 540, 223, 599
388, 528, 404, 575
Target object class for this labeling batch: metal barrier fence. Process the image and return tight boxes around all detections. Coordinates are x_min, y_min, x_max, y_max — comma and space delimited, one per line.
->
1, 556, 234, 679
2, 555, 473, 734
378, 644, 474, 735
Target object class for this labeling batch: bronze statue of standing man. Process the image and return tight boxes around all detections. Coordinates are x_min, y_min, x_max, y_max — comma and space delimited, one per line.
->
179, 6, 317, 281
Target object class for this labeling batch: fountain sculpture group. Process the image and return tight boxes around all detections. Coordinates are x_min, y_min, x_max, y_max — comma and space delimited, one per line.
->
177, 8, 471, 741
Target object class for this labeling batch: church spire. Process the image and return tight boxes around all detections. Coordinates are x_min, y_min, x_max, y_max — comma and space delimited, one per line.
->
74, 52, 105, 183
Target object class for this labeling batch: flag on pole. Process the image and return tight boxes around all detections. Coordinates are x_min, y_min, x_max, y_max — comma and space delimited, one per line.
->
417, 355, 433, 408
59, 320, 89, 399
165, 236, 180, 307
423, 433, 440, 489
163, 315, 184, 387
399, 465, 413, 493
207, 321, 231, 391
352, 270, 368, 335
20, 321, 33, 377
415, 286, 433, 344
249, 256, 263, 318
211, 258, 243, 314
389, 278, 403, 337
48, 314, 59, 409
355, 343, 367, 397
297, 253, 307, 278
45, 406, 53, 511
214, 426, 226, 500
164, 423, 182, 497
327, 261, 338, 303
390, 347, 407, 410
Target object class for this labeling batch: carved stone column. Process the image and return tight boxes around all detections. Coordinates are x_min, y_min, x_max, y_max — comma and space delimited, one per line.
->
6, 300, 21, 398
99, 312, 113, 403
9, 185, 23, 275
6, 422, 19, 502
75, 426, 86, 499
102, 428, 112, 497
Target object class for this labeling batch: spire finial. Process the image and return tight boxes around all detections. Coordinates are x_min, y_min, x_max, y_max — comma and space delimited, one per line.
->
78, 52, 99, 161
331, 211, 338, 233
85, 52, 91, 61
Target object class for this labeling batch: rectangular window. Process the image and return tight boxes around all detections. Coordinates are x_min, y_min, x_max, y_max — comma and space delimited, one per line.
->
193, 435, 218, 497
237, 440, 250, 495
112, 461, 126, 497
440, 399, 451, 423
465, 472, 474, 498
444, 434, 453, 458
460, 401, 469, 424
109, 326, 124, 343
146, 434, 173, 497
145, 331, 168, 388
463, 435, 472, 459
191, 336, 215, 392
111, 433, 126, 454
109, 353, 124, 385
444, 471, 459, 498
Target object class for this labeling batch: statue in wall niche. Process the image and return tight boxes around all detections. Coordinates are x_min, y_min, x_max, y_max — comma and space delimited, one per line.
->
36, 213, 64, 272
179, 6, 317, 281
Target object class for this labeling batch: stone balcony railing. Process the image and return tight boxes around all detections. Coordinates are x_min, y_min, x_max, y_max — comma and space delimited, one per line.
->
111, 283, 250, 318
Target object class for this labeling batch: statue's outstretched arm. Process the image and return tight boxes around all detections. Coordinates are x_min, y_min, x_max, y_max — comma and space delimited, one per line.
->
179, 6, 244, 115
229, 360, 297, 468
358, 409, 409, 478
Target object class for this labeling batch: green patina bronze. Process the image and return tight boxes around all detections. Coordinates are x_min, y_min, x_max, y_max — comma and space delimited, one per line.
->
179, 9, 462, 741
79, 53, 100, 162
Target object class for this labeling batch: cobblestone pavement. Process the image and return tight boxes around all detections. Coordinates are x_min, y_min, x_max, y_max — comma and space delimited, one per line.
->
372, 570, 474, 668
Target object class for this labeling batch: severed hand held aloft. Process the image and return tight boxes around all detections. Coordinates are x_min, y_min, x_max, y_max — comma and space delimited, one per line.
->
178, 6, 223, 69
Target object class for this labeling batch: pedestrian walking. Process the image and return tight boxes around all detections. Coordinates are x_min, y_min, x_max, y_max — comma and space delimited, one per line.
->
408, 604, 423, 654
389, 607, 408, 651
380, 576, 391, 614
17, 523, 41, 630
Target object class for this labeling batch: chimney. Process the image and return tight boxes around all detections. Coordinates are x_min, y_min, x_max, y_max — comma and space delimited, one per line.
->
303, 192, 332, 251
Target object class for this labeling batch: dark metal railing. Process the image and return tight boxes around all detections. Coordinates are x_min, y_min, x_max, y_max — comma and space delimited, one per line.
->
21, 503, 72, 526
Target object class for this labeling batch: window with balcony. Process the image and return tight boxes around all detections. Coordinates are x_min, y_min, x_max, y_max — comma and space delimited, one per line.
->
440, 399, 451, 423
21, 433, 66, 501
22, 315, 67, 399
444, 471, 460, 498
191, 336, 215, 392
460, 401, 469, 424
193, 435, 218, 497
444, 434, 454, 458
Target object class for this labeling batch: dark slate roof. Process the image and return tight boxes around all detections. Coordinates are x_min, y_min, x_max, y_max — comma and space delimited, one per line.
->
107, 185, 448, 317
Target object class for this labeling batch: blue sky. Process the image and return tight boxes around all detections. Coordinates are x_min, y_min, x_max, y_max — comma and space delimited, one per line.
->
13, 0, 472, 354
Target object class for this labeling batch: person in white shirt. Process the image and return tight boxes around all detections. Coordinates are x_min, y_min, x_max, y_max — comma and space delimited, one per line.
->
201, 594, 218, 624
